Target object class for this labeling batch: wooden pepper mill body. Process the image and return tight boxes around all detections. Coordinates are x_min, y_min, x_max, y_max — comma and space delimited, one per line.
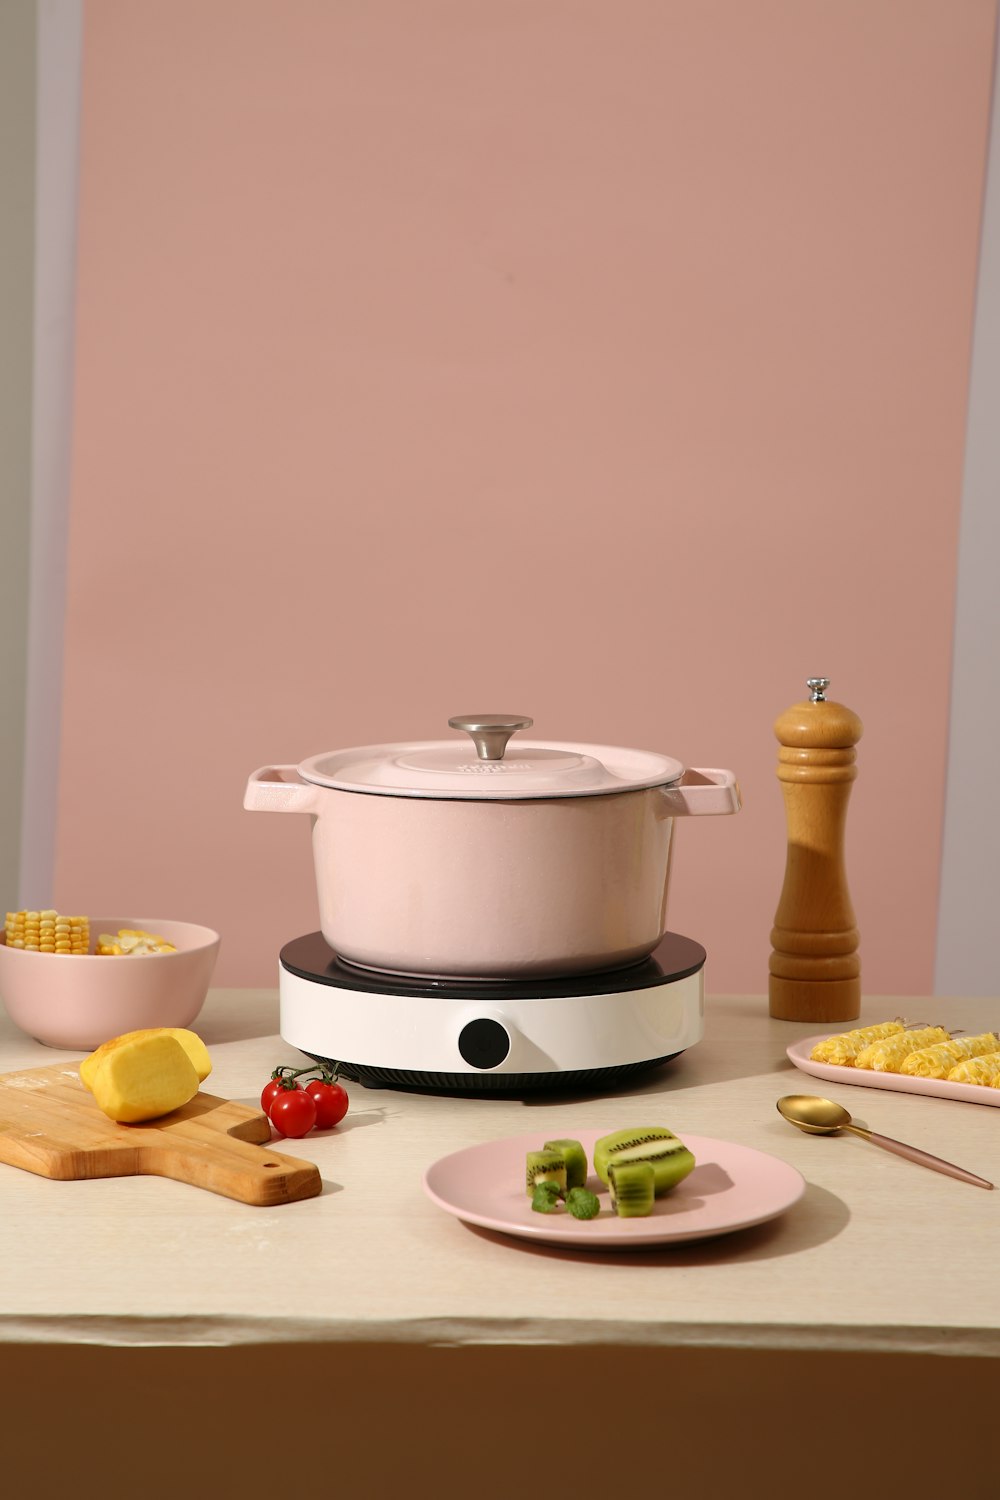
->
769, 678, 863, 1022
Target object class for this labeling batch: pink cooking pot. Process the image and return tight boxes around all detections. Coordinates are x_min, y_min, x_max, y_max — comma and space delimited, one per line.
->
244, 714, 740, 980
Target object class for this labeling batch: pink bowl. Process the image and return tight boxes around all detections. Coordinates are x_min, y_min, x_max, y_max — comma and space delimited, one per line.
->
0, 918, 221, 1051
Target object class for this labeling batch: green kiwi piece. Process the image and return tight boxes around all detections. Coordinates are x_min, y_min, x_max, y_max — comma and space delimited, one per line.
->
608, 1161, 655, 1218
565, 1187, 600, 1220
594, 1127, 677, 1182
544, 1138, 588, 1190
594, 1127, 696, 1196
611, 1138, 696, 1196
526, 1148, 567, 1196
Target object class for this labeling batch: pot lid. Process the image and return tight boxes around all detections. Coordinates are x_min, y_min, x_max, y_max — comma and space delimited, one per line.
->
297, 715, 685, 800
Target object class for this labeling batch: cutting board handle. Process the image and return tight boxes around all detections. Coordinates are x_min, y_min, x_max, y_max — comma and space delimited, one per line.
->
141, 1129, 322, 1206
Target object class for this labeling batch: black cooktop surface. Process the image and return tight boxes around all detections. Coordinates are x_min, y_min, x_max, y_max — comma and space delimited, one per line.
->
279, 930, 706, 1000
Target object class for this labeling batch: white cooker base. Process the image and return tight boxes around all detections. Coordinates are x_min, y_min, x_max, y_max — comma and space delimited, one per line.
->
278, 932, 706, 1094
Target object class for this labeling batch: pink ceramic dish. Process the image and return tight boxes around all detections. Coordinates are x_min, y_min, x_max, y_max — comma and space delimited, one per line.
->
0, 918, 221, 1051
423, 1131, 805, 1250
787, 1034, 1000, 1109
245, 713, 740, 979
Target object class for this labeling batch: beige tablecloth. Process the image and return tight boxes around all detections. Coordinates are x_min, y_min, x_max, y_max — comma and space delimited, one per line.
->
1, 988, 998, 1356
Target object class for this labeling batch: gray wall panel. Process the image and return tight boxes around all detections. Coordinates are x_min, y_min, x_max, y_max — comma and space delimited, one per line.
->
19, 0, 82, 907
936, 27, 1000, 996
0, 2, 36, 911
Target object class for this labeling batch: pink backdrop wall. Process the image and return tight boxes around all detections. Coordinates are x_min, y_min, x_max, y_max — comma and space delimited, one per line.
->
57, 0, 996, 992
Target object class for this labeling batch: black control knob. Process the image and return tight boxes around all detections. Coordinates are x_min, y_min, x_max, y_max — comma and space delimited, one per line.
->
457, 1017, 511, 1070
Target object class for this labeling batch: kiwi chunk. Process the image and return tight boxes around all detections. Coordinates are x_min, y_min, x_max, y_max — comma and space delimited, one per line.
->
526, 1148, 567, 1197
544, 1137, 587, 1189
608, 1161, 655, 1218
594, 1126, 696, 1197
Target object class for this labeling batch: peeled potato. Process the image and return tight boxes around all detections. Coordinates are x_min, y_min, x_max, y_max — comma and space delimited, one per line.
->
80, 1027, 211, 1091
89, 1032, 200, 1123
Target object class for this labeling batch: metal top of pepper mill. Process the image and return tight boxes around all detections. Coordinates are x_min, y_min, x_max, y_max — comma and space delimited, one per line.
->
807, 678, 830, 702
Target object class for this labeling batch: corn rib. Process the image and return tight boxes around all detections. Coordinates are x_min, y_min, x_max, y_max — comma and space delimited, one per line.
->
901, 1033, 1000, 1080
947, 1051, 1000, 1087
810, 1020, 905, 1067
854, 1027, 951, 1073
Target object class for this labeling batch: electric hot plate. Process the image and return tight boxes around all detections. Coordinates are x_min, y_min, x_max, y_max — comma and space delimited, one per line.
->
278, 931, 706, 1094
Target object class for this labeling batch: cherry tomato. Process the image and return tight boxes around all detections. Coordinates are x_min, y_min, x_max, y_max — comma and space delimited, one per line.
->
305, 1078, 349, 1129
269, 1087, 317, 1138
260, 1077, 289, 1115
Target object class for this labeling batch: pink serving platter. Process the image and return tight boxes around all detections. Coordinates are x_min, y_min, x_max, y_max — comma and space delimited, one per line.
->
423, 1131, 805, 1250
787, 1034, 1000, 1108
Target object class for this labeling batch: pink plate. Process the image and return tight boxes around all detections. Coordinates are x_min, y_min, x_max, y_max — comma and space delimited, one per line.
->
422, 1131, 805, 1249
787, 1034, 1000, 1108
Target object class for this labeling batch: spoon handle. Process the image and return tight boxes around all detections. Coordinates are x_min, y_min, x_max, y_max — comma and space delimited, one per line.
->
857, 1127, 993, 1189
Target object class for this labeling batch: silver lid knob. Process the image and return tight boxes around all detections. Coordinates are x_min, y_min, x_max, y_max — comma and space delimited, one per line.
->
448, 714, 533, 762
807, 678, 830, 702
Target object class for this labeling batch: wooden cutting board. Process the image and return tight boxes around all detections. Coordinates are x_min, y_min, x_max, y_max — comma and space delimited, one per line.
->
0, 1063, 323, 1206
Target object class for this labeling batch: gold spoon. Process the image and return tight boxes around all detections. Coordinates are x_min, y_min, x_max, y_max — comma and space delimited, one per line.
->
776, 1094, 994, 1190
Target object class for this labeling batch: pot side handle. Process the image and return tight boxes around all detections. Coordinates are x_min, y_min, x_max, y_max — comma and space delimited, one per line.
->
244, 765, 321, 815
660, 768, 741, 817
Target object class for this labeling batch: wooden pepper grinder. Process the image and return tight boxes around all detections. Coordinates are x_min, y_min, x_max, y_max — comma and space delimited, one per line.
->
769, 677, 863, 1022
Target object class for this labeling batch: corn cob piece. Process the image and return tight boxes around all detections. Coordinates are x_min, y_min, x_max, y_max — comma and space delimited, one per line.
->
809, 1020, 905, 1067
900, 1033, 1000, 1079
4, 910, 89, 954
855, 1026, 951, 1073
947, 1051, 1000, 1087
